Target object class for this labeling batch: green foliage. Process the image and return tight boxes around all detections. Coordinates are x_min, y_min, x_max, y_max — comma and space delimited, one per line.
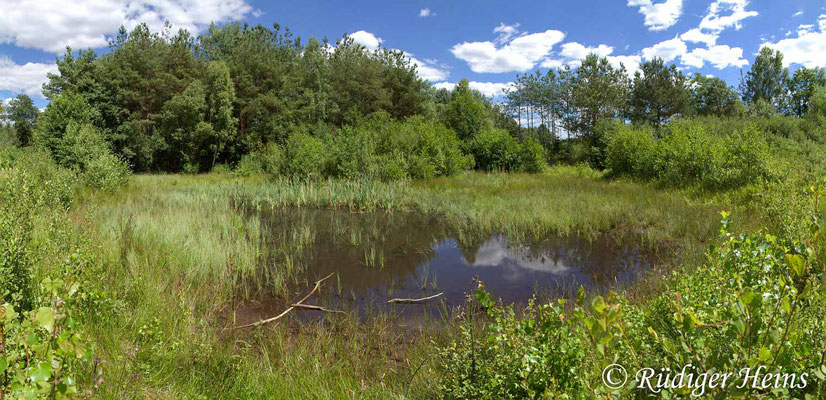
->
82, 153, 131, 191
787, 67, 826, 117
519, 138, 546, 173
441, 201, 826, 398
629, 57, 693, 128
572, 54, 629, 137
233, 152, 264, 176
255, 114, 471, 180
442, 80, 491, 140
282, 132, 326, 178
739, 47, 790, 111
606, 118, 772, 189
692, 73, 745, 118
43, 121, 131, 191
35, 93, 98, 164
605, 123, 658, 179
468, 129, 523, 171
439, 287, 587, 399
1, 276, 96, 398
4, 94, 39, 146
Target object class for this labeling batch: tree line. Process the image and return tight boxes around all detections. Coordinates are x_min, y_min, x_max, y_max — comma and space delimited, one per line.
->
1, 22, 825, 179
505, 47, 825, 141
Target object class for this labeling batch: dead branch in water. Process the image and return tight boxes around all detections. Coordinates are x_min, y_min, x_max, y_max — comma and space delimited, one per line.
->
387, 292, 444, 304
292, 303, 348, 314
235, 272, 336, 329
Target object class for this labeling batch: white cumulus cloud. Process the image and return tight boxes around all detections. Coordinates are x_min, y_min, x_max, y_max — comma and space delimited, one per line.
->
0, 56, 58, 98
419, 8, 432, 17
404, 53, 449, 81
698, 0, 758, 32
350, 30, 383, 50
641, 37, 687, 62
433, 81, 512, 97
681, 44, 748, 69
761, 14, 826, 68
627, 0, 684, 31
451, 24, 565, 73
680, 28, 718, 46
559, 42, 614, 61
0, 0, 253, 53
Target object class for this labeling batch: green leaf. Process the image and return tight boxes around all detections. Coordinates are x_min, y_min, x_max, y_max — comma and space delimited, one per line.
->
35, 307, 55, 332
576, 286, 586, 305
591, 296, 606, 314
785, 254, 805, 278
758, 347, 771, 361
0, 356, 7, 374
30, 362, 52, 383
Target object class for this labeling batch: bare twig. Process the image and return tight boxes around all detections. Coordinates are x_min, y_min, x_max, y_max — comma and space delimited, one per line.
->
235, 273, 335, 329
387, 292, 443, 304
291, 303, 347, 315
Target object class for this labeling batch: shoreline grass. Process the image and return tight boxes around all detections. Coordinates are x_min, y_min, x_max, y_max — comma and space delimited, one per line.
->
69, 165, 774, 398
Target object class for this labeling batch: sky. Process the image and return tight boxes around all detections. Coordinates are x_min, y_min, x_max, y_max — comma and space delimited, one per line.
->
1, 0, 825, 108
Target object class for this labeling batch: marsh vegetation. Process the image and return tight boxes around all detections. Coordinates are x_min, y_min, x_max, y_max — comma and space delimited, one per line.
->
2, 20, 826, 399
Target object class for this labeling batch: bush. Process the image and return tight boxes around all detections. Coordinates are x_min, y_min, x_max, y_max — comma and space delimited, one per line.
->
233, 152, 264, 176
440, 209, 826, 399
283, 133, 326, 178
259, 142, 285, 175
606, 118, 773, 190
83, 153, 132, 191
211, 163, 232, 173
519, 138, 546, 173
605, 124, 657, 178
656, 122, 721, 185
468, 129, 522, 171
264, 113, 471, 180
468, 129, 546, 173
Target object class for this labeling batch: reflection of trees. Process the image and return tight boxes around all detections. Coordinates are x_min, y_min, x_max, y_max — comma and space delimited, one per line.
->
255, 207, 449, 298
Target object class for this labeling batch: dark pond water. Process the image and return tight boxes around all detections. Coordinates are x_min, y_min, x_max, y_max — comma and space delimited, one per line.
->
236, 206, 659, 322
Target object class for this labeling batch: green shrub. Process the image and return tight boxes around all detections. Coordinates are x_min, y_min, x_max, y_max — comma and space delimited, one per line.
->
259, 142, 285, 175
605, 124, 658, 178
211, 163, 232, 173
657, 122, 720, 185
83, 153, 131, 191
519, 138, 546, 173
374, 152, 408, 181
234, 152, 264, 176
606, 118, 772, 190
283, 133, 326, 178
270, 113, 470, 180
326, 125, 376, 179
469, 128, 522, 171
441, 208, 826, 398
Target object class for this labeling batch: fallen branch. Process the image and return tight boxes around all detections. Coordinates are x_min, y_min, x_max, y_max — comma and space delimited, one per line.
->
387, 292, 444, 304
235, 273, 335, 329
292, 303, 348, 315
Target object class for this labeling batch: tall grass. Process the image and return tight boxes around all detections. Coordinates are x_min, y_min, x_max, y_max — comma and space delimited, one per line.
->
75, 166, 764, 398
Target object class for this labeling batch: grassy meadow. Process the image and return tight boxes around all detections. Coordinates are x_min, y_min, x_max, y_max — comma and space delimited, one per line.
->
45, 165, 759, 398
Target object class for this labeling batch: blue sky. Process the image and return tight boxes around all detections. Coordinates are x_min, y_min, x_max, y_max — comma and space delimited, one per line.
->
1, 0, 825, 108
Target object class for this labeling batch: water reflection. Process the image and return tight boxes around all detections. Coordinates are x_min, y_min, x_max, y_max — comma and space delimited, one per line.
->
245, 207, 655, 312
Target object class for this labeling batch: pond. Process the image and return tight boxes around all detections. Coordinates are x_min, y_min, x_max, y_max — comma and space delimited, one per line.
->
235, 206, 659, 323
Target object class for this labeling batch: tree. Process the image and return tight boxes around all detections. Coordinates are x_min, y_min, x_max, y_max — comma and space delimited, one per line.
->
572, 54, 629, 137
205, 60, 237, 168
42, 48, 100, 100
6, 94, 39, 146
35, 93, 99, 165
691, 74, 744, 117
629, 58, 692, 128
787, 67, 826, 117
739, 47, 789, 111
443, 79, 490, 140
